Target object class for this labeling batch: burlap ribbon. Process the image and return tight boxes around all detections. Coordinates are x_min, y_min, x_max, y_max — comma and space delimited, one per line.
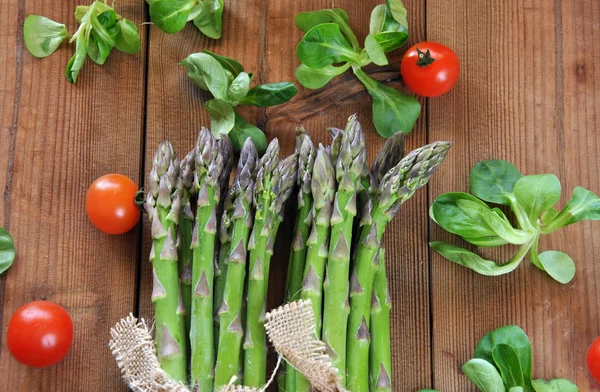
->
109, 300, 346, 392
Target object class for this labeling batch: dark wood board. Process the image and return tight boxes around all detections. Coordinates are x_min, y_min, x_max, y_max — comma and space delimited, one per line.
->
0, 0, 147, 390
0, 0, 599, 390
427, 0, 600, 390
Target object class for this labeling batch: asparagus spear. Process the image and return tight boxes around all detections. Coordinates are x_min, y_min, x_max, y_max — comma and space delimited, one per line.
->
145, 141, 187, 382
213, 137, 234, 352
295, 144, 337, 392
346, 140, 452, 391
283, 129, 316, 392
179, 149, 195, 357
189, 129, 230, 391
369, 246, 392, 392
214, 139, 259, 387
244, 141, 298, 387
322, 115, 368, 386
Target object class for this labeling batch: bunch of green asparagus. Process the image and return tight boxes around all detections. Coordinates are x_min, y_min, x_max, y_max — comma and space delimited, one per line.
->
282, 116, 451, 392
145, 117, 451, 392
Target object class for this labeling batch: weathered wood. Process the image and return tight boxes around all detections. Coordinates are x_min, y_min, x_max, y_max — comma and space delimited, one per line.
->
265, 1, 431, 390
2, 0, 600, 390
559, 0, 600, 389
428, 0, 600, 390
0, 1, 146, 390
139, 0, 264, 328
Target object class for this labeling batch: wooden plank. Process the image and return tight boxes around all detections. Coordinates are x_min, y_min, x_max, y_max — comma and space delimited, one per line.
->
139, 0, 264, 325
254, 0, 432, 388
0, 1, 146, 390
141, 0, 432, 389
560, 0, 600, 388
427, 0, 600, 389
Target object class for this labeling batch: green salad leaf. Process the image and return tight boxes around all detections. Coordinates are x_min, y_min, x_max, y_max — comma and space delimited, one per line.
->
295, 0, 419, 138
181, 52, 297, 153
205, 99, 235, 138
204, 50, 244, 76
115, 19, 141, 54
531, 379, 578, 392
295, 63, 350, 89
192, 0, 224, 39
462, 359, 507, 392
0, 228, 15, 275
229, 113, 267, 153
146, 0, 224, 38
419, 325, 577, 392
149, 0, 196, 34
353, 66, 420, 136
25, 1, 142, 83
513, 174, 561, 224
430, 242, 529, 276
536, 251, 575, 284
295, 8, 359, 49
239, 82, 298, 107
364, 34, 388, 65
492, 344, 525, 390
542, 186, 600, 233
369, 1, 408, 52
432, 159, 599, 284
227, 72, 251, 103
470, 160, 523, 205
180, 52, 230, 99
66, 24, 90, 83
430, 192, 499, 237
296, 23, 361, 69
23, 15, 70, 58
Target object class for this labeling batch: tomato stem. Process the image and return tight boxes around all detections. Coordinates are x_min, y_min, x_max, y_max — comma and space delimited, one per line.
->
134, 189, 146, 213
416, 48, 436, 67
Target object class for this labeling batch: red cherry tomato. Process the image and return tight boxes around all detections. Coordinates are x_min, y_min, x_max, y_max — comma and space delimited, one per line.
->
589, 337, 600, 383
7, 301, 73, 367
401, 41, 460, 97
86, 174, 140, 234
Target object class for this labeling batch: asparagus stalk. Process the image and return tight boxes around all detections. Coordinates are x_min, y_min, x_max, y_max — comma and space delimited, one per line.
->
213, 137, 234, 352
277, 366, 286, 392
295, 144, 336, 392
322, 115, 368, 386
189, 130, 230, 391
214, 186, 233, 350
244, 141, 298, 387
369, 247, 392, 392
283, 129, 316, 392
346, 140, 452, 391
178, 149, 195, 358
145, 141, 187, 382
214, 139, 259, 387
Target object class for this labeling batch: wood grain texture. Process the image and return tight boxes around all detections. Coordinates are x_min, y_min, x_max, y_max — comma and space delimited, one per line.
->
2, 0, 600, 390
266, 1, 431, 389
560, 0, 600, 389
139, 0, 264, 323
0, 0, 146, 390
428, 0, 600, 390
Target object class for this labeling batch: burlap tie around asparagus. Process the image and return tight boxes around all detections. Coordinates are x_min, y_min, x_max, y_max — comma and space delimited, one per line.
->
109, 300, 346, 392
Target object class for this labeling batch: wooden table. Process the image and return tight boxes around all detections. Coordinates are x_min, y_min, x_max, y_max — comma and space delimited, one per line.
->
1, 0, 599, 390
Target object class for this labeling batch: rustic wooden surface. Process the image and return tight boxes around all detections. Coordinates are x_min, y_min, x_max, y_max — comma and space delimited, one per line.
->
0, 0, 599, 390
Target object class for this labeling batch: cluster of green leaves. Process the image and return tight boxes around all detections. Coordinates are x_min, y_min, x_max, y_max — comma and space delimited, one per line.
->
295, 0, 420, 138
147, 0, 223, 38
0, 228, 15, 275
430, 160, 600, 284
181, 51, 298, 153
24, 1, 141, 84
419, 325, 578, 392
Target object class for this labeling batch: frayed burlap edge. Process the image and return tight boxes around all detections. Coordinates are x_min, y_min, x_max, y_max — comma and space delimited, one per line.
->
110, 300, 345, 392
109, 314, 190, 392
264, 300, 347, 392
